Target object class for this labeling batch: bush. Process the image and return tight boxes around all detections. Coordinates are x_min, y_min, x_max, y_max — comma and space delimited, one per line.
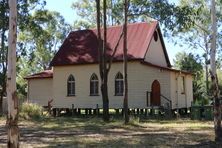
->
129, 116, 140, 125
193, 98, 209, 106
20, 103, 43, 120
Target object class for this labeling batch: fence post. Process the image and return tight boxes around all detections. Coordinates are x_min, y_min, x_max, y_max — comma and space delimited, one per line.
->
96, 104, 99, 116
72, 104, 74, 116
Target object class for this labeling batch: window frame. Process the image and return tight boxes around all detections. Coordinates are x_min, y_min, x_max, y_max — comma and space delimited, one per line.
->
115, 72, 124, 96
67, 74, 75, 96
90, 73, 99, 96
181, 76, 185, 94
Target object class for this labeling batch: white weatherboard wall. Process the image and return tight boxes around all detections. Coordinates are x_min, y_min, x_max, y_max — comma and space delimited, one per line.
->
28, 78, 52, 106
170, 72, 193, 109
144, 30, 167, 67
52, 61, 179, 109
185, 75, 193, 108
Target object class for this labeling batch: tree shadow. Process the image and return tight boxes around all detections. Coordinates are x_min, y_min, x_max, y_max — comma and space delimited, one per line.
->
179, 140, 219, 148
0, 117, 217, 147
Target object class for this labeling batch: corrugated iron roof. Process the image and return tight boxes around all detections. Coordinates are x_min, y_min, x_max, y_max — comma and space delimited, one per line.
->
50, 21, 159, 66
24, 70, 53, 79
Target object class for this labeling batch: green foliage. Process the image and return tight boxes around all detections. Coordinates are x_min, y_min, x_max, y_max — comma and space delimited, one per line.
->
174, 52, 203, 73
19, 103, 43, 120
18, 10, 71, 70
17, 10, 71, 98
174, 52, 206, 102
0, 0, 46, 113
192, 97, 209, 106
172, 0, 222, 71
72, 0, 197, 32
0, 0, 72, 104
72, 0, 96, 29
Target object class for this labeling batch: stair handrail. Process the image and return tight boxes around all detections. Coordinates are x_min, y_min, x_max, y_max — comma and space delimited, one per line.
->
160, 94, 172, 110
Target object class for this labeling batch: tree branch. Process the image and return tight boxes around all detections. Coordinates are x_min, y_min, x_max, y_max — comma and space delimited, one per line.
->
193, 22, 209, 34
107, 28, 124, 72
127, 11, 158, 21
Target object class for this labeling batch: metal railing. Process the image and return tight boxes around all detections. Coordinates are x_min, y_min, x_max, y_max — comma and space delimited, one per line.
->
146, 91, 172, 110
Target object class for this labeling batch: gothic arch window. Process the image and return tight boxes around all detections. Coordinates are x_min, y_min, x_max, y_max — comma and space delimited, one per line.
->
115, 72, 124, 96
67, 74, 75, 96
90, 73, 99, 96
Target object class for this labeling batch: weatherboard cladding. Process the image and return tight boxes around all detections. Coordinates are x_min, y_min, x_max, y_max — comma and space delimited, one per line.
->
50, 21, 159, 66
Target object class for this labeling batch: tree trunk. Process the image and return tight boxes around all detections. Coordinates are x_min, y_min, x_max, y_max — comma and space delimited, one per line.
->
7, 0, 19, 147
96, 0, 110, 122
102, 0, 110, 122
204, 34, 209, 95
210, 0, 222, 142
0, 29, 7, 115
0, 66, 6, 115
0, 30, 4, 115
102, 74, 109, 121
205, 56, 209, 95
123, 0, 129, 124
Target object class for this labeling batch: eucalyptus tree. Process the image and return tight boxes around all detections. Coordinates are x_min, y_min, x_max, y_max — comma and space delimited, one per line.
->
7, 0, 19, 146
96, 0, 124, 121
123, 0, 129, 124
210, 0, 222, 142
171, 0, 222, 142
18, 10, 71, 70
174, 0, 222, 95
73, 0, 123, 29
72, 0, 196, 31
17, 10, 71, 98
0, 0, 46, 114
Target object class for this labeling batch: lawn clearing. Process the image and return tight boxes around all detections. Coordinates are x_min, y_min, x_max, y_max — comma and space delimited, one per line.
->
0, 117, 217, 147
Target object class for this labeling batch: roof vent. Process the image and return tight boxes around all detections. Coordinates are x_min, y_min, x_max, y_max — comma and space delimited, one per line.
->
154, 30, 158, 42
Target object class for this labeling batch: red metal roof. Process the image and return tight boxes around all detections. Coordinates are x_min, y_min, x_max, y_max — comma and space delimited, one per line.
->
50, 21, 159, 66
24, 70, 53, 79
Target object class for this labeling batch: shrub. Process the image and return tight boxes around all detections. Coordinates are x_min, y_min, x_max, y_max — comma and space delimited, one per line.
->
20, 102, 43, 120
129, 116, 140, 125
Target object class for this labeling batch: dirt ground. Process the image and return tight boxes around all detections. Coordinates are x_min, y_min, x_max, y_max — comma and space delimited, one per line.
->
0, 117, 220, 148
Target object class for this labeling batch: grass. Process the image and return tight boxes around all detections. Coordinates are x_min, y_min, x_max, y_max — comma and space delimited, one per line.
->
0, 116, 218, 147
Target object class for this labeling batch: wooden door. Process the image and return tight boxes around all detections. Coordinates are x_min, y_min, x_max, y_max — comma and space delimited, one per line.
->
151, 80, 160, 106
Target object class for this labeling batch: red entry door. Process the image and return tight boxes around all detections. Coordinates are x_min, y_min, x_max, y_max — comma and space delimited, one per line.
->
151, 80, 161, 106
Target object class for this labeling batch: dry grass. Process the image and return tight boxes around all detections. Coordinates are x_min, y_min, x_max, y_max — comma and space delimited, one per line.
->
0, 117, 218, 148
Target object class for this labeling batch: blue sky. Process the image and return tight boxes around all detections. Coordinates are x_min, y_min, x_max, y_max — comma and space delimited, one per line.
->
45, 0, 186, 64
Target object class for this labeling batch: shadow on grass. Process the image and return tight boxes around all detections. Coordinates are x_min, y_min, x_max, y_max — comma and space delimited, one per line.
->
0, 116, 216, 147
39, 131, 217, 148
179, 140, 219, 148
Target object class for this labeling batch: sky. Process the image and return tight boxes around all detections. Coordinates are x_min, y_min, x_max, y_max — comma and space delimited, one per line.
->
45, 0, 187, 64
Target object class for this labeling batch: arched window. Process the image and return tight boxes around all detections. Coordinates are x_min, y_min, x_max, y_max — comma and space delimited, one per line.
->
67, 75, 75, 96
90, 73, 99, 96
115, 72, 124, 96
